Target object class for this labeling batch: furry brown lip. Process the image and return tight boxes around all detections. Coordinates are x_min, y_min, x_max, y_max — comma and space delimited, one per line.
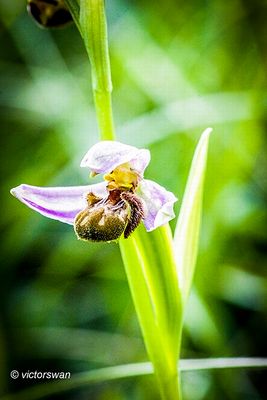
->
74, 189, 145, 242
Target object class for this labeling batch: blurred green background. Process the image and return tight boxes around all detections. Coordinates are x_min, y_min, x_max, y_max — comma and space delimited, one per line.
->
0, 0, 267, 399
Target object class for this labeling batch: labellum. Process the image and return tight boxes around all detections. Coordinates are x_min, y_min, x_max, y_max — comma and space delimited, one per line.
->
74, 189, 145, 242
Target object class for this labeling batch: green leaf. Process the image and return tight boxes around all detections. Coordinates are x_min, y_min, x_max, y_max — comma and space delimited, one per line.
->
119, 224, 183, 400
64, 0, 81, 33
3, 358, 267, 400
174, 128, 212, 303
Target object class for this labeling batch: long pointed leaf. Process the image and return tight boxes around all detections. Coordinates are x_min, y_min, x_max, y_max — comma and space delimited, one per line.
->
174, 128, 212, 302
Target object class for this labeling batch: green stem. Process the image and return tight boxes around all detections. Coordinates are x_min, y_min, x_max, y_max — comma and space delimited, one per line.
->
80, 0, 115, 140
120, 228, 182, 400
66, 2, 182, 398
93, 91, 115, 140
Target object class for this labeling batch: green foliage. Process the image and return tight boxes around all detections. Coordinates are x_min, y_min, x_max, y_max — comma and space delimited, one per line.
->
120, 224, 182, 399
0, 0, 267, 399
174, 128, 211, 304
119, 129, 211, 399
2, 358, 267, 400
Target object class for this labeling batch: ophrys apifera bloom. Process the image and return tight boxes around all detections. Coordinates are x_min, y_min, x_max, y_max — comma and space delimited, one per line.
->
11, 141, 177, 241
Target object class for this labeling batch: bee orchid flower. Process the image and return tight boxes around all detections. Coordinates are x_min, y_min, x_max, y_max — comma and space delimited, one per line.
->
11, 141, 177, 242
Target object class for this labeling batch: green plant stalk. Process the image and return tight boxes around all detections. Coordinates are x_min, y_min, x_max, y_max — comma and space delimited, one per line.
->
68, 1, 183, 398
80, 0, 115, 140
131, 225, 183, 359
120, 228, 182, 400
149, 225, 183, 352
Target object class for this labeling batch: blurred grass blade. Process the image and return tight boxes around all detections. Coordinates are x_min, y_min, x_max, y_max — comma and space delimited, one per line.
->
2, 358, 267, 400
180, 357, 267, 371
174, 128, 212, 303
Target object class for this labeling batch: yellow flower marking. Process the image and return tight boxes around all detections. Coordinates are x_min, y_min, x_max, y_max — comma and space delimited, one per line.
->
104, 163, 139, 191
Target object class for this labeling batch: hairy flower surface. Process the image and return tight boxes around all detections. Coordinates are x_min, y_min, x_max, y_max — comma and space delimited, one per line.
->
11, 141, 177, 241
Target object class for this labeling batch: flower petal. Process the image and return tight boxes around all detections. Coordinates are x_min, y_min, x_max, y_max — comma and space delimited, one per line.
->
80, 141, 150, 175
138, 179, 177, 231
10, 183, 107, 225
